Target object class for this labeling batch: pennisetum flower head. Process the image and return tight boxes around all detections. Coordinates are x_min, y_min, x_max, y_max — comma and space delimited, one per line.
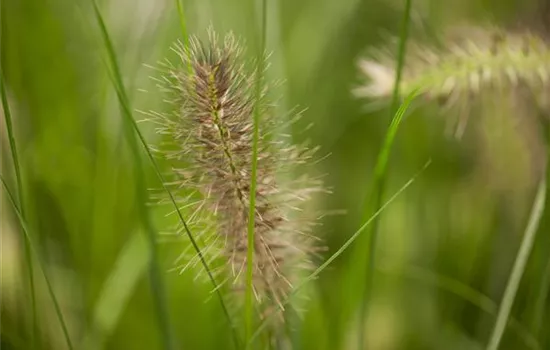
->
146, 29, 326, 328
354, 24, 550, 136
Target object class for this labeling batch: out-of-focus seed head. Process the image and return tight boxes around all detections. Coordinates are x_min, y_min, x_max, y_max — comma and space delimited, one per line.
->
354, 25, 550, 136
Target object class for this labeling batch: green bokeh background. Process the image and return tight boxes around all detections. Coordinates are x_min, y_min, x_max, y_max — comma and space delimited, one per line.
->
2, 0, 550, 349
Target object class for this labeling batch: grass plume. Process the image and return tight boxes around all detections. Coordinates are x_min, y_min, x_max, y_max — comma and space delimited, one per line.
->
355, 24, 550, 136
356, 25, 550, 101
148, 30, 325, 339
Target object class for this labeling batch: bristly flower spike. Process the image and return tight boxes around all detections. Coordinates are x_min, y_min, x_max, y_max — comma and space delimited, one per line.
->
146, 29, 326, 330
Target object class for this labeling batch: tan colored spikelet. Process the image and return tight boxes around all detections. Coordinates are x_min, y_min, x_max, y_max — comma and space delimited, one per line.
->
146, 29, 326, 324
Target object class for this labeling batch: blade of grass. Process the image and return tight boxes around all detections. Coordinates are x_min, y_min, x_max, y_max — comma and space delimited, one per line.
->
174, 0, 188, 47
486, 178, 546, 350
245, 0, 268, 345
1, 177, 74, 350
357, 0, 412, 346
0, 5, 38, 348
90, 2, 240, 348
247, 160, 431, 347
89, 2, 174, 349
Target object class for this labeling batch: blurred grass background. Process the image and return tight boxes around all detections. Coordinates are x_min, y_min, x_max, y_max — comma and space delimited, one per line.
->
1, 0, 550, 349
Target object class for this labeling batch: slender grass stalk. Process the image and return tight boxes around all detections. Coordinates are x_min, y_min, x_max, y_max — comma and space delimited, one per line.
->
247, 160, 431, 347
0, 5, 38, 348
90, 2, 174, 349
174, 0, 188, 46
91, 3, 240, 348
171, 2, 241, 348
245, 0, 268, 345
486, 179, 547, 350
0, 69, 38, 349
0, 177, 73, 350
357, 0, 412, 346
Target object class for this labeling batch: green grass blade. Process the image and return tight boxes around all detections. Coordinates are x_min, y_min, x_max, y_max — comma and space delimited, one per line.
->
89, 2, 174, 349
486, 179, 546, 350
174, 0, 188, 47
0, 5, 38, 348
0, 8, 24, 224
90, 2, 239, 348
1, 177, 73, 350
358, 0, 413, 345
247, 160, 431, 347
388, 0, 413, 115
245, 0, 268, 344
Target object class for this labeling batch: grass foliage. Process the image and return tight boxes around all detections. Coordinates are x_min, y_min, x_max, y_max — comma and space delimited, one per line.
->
1, 0, 550, 349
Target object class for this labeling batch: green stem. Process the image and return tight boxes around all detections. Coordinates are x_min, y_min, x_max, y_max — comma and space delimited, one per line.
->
486, 179, 546, 350
245, 0, 267, 345
486, 86, 550, 350
172, 2, 241, 348
358, 0, 412, 346
90, 2, 174, 349
174, 0, 188, 46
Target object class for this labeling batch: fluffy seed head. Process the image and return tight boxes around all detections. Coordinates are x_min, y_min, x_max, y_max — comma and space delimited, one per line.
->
148, 30, 325, 323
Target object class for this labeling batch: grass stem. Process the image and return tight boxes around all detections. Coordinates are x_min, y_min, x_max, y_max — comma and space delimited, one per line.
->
245, 0, 268, 345
357, 0, 412, 346
172, 2, 241, 348
486, 179, 546, 350
90, 2, 174, 349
